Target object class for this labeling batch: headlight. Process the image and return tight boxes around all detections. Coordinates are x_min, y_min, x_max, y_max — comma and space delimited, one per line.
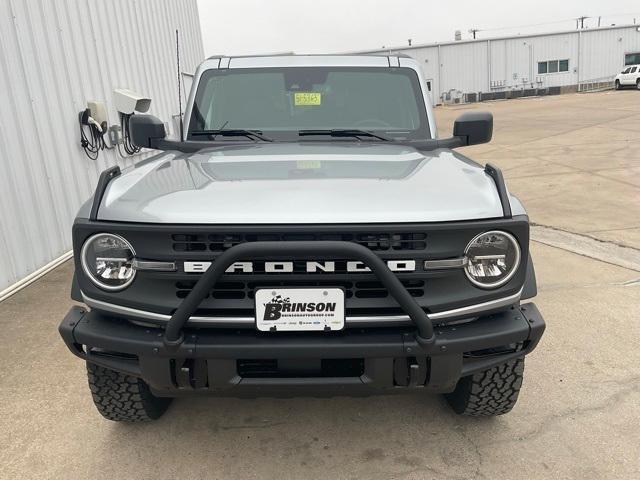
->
464, 231, 521, 288
81, 233, 136, 291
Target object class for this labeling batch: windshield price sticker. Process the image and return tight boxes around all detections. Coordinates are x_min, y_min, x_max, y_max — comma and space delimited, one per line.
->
294, 92, 322, 106
296, 160, 321, 169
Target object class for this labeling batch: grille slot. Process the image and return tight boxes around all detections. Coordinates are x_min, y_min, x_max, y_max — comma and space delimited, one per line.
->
172, 234, 207, 251
176, 281, 248, 299
172, 231, 426, 253
354, 279, 424, 298
237, 359, 365, 378
237, 359, 278, 377
174, 279, 425, 301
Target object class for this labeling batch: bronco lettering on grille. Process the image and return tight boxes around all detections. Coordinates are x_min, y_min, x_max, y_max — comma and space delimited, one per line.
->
183, 260, 417, 273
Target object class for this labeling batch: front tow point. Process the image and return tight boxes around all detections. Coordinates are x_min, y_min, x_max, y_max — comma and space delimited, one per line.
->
163, 331, 185, 351
408, 363, 420, 387
415, 333, 436, 348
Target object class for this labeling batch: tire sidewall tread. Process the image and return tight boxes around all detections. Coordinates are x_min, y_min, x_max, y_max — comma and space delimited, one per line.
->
86, 362, 171, 422
444, 357, 525, 417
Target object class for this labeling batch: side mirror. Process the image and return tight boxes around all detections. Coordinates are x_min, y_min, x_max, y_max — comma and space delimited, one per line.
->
129, 114, 166, 148
453, 111, 493, 146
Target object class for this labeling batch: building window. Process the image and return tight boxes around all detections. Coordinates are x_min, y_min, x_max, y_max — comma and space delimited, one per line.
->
625, 52, 640, 66
537, 59, 569, 74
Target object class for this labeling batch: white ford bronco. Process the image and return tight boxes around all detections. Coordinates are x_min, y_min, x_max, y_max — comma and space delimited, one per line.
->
59, 54, 545, 421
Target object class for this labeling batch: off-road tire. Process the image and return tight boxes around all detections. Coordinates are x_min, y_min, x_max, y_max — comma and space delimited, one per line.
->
86, 362, 171, 422
615, 80, 621, 90
444, 357, 524, 416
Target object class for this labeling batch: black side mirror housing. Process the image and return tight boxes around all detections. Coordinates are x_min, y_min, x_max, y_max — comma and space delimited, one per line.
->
453, 111, 493, 146
129, 114, 166, 148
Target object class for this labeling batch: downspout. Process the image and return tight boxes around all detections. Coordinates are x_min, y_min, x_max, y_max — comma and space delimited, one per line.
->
529, 43, 533, 87
437, 44, 442, 105
577, 30, 582, 88
487, 39, 492, 92
504, 43, 508, 88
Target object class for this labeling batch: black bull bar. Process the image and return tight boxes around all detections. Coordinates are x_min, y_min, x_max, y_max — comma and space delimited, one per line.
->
164, 241, 436, 346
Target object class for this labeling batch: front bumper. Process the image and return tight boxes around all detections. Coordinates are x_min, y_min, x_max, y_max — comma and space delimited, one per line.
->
59, 302, 545, 396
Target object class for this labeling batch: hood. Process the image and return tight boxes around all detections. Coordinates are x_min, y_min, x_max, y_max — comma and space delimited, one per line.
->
98, 143, 506, 224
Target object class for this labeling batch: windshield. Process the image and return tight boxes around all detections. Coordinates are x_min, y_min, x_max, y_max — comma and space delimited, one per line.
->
187, 66, 430, 141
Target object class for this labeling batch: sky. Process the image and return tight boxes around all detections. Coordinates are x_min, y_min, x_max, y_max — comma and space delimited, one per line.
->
197, 0, 640, 56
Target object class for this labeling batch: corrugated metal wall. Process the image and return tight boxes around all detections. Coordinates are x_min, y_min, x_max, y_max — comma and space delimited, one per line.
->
440, 41, 489, 94
361, 25, 640, 104
0, 0, 204, 292
580, 27, 640, 80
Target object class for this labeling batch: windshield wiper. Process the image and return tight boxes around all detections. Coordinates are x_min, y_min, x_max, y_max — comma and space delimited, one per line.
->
191, 129, 273, 142
298, 129, 391, 142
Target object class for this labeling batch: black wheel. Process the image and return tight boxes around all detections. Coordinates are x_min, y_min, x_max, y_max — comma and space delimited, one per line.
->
636, 79, 640, 90
615, 80, 621, 90
444, 357, 524, 417
86, 362, 171, 422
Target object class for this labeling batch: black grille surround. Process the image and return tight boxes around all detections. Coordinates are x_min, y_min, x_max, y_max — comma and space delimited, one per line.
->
72, 217, 530, 323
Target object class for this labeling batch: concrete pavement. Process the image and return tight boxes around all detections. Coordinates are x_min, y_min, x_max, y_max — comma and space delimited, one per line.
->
1, 91, 640, 479
437, 90, 640, 251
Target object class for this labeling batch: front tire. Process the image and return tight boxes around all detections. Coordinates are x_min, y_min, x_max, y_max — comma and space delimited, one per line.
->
615, 80, 621, 90
87, 362, 171, 422
444, 357, 524, 416
636, 79, 640, 90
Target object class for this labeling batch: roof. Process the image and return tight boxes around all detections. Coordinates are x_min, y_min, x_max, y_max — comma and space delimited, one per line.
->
206, 52, 391, 61
354, 23, 640, 53
198, 54, 420, 70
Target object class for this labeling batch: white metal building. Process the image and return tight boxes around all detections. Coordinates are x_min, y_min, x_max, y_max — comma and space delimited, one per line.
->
0, 0, 204, 298
359, 25, 640, 104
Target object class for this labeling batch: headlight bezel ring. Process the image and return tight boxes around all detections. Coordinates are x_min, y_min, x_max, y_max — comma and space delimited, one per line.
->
463, 230, 521, 289
80, 232, 137, 291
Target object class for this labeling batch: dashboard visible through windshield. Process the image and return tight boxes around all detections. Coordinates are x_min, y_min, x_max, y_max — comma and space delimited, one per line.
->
187, 66, 431, 142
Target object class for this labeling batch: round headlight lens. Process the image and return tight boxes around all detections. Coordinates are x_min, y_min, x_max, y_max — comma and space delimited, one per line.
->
464, 231, 521, 288
81, 233, 136, 291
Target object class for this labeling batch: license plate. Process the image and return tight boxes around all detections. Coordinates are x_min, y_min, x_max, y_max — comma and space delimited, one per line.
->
255, 288, 345, 332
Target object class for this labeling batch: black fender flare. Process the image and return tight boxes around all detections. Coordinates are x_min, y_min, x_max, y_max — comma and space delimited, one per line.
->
521, 253, 538, 300
70, 273, 82, 302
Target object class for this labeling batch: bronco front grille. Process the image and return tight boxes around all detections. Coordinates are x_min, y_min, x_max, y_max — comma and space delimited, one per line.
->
171, 231, 427, 252
175, 279, 425, 300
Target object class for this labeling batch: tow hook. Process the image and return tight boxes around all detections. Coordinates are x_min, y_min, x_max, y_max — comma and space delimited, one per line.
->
408, 361, 420, 388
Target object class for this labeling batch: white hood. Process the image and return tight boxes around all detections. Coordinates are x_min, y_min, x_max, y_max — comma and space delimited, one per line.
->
98, 143, 507, 224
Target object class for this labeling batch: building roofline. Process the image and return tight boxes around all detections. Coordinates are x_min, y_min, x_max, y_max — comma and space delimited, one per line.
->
206, 52, 395, 61
353, 23, 640, 53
